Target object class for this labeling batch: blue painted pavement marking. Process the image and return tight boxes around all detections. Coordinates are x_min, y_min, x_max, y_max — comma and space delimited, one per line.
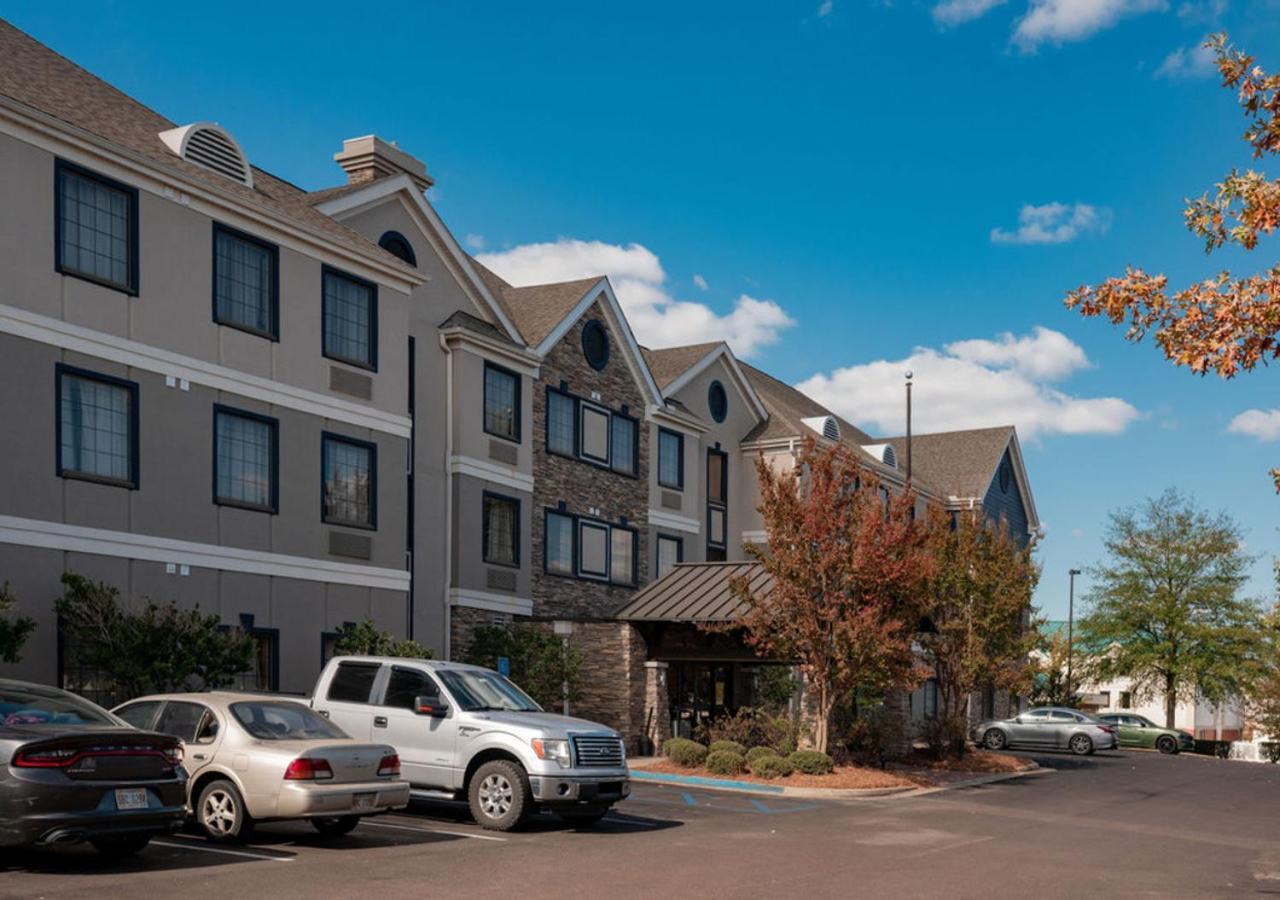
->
681, 792, 698, 807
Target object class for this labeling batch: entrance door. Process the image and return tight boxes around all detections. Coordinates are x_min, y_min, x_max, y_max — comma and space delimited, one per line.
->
667, 662, 736, 737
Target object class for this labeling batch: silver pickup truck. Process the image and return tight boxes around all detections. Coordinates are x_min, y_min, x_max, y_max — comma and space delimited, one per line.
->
310, 656, 630, 830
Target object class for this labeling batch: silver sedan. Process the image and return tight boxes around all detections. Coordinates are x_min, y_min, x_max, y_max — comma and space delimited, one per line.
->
973, 706, 1119, 756
114, 692, 409, 841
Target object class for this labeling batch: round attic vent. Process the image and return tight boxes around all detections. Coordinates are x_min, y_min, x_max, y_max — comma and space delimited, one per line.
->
159, 123, 253, 188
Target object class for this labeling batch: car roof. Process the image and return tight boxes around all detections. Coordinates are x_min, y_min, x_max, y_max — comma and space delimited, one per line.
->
325, 655, 492, 673
115, 691, 311, 710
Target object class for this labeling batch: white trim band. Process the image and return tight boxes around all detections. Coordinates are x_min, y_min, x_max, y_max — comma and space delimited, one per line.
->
0, 515, 410, 591
448, 588, 533, 616
0, 304, 412, 439
449, 456, 535, 493
741, 530, 768, 544
647, 508, 702, 535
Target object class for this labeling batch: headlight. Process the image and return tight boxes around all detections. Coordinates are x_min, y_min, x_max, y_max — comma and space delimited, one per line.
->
531, 738, 572, 768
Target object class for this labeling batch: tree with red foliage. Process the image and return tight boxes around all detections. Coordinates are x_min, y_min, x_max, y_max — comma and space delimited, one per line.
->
727, 438, 932, 753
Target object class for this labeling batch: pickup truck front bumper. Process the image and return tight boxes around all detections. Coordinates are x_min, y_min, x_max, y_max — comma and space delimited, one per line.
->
527, 773, 631, 805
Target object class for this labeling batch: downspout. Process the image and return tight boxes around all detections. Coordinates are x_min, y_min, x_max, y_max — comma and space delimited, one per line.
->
439, 334, 454, 662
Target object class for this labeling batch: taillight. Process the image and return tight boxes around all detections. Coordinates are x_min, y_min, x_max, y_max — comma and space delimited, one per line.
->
284, 757, 334, 780
1099, 725, 1116, 734
377, 753, 400, 777
12, 747, 78, 768
164, 744, 183, 765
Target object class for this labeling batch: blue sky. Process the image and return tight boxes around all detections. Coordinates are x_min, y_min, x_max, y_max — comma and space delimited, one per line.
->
9, 1, 1280, 616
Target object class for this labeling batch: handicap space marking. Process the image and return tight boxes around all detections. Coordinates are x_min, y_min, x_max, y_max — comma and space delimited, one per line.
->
681, 792, 698, 807
630, 770, 785, 793
361, 820, 508, 842
151, 839, 294, 862
749, 798, 820, 816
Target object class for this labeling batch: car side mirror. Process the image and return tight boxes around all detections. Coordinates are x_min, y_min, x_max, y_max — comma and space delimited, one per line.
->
1013, 716, 1024, 724
415, 696, 449, 718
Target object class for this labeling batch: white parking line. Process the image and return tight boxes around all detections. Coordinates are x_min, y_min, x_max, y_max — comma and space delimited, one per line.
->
151, 839, 294, 862
362, 821, 508, 843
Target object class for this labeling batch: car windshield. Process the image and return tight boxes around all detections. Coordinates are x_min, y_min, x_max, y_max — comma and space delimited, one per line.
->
437, 670, 541, 713
0, 684, 118, 728
230, 701, 348, 741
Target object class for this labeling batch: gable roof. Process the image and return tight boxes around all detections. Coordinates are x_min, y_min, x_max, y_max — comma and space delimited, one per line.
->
642, 342, 769, 426
881, 425, 1014, 500
0, 19, 414, 279
739, 361, 877, 448
467, 256, 602, 347
615, 561, 769, 623
641, 343, 723, 389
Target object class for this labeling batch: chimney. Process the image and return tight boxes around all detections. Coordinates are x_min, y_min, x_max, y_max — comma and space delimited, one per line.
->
334, 135, 434, 191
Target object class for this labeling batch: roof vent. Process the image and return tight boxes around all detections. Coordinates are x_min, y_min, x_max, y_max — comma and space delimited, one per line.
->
861, 443, 897, 468
159, 123, 253, 188
801, 415, 841, 441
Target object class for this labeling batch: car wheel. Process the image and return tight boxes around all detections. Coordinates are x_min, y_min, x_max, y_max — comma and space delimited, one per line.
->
1156, 735, 1178, 755
983, 728, 1008, 751
197, 779, 254, 843
1069, 734, 1094, 756
89, 834, 151, 857
555, 806, 610, 827
468, 759, 531, 831
311, 815, 361, 837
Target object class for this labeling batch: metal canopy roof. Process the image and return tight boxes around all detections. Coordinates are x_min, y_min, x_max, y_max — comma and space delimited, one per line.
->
615, 561, 771, 623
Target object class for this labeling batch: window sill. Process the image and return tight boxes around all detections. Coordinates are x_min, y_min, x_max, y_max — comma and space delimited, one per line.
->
323, 518, 378, 532
215, 498, 278, 515
483, 558, 521, 569
56, 266, 137, 297
58, 470, 137, 491
545, 447, 638, 479
215, 317, 279, 343
323, 351, 377, 374
484, 428, 522, 445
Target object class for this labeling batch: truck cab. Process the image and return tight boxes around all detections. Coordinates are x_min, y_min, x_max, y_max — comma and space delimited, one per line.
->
311, 656, 629, 830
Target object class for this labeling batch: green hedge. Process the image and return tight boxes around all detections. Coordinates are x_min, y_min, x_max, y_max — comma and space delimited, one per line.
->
748, 754, 794, 779
705, 750, 747, 776
745, 746, 778, 765
708, 740, 747, 756
787, 750, 834, 775
663, 737, 708, 768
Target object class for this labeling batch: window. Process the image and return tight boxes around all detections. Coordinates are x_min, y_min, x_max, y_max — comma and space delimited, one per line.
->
378, 230, 417, 266
657, 534, 682, 580
114, 700, 160, 730
1119, 691, 1132, 709
547, 389, 576, 456
234, 627, 278, 691
610, 528, 635, 586
213, 224, 277, 338
322, 266, 377, 370
708, 380, 728, 423
999, 460, 1012, 493
707, 450, 727, 505
658, 429, 683, 489
580, 404, 610, 464
484, 364, 520, 442
581, 319, 610, 370
230, 702, 344, 740
326, 661, 379, 703
578, 521, 610, 579
214, 407, 277, 512
156, 701, 214, 744
384, 667, 439, 710
322, 434, 376, 529
610, 415, 636, 475
483, 493, 519, 567
55, 160, 138, 294
707, 448, 728, 557
545, 511, 575, 575
56, 365, 138, 488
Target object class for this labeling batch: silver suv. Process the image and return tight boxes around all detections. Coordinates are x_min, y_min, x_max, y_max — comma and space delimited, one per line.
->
311, 656, 629, 830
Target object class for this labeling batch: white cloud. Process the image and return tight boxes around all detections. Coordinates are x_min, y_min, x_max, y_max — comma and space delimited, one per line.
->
1070, 527, 1085, 538
795, 328, 1140, 441
1227, 409, 1280, 441
932, 0, 1008, 27
464, 233, 485, 250
476, 238, 795, 357
990, 202, 1111, 245
1176, 0, 1226, 23
1012, 0, 1167, 51
1154, 43, 1218, 79
817, 0, 834, 17
693, 273, 709, 291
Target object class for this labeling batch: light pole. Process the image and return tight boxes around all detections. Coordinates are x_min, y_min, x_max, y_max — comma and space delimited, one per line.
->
1067, 568, 1081, 702
904, 371, 913, 483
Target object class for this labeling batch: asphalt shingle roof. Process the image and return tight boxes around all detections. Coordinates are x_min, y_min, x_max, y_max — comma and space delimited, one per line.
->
466, 256, 601, 347
881, 425, 1014, 499
640, 343, 723, 389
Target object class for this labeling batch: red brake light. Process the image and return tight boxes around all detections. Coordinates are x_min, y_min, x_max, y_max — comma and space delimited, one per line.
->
12, 747, 78, 768
284, 757, 334, 780
377, 753, 400, 777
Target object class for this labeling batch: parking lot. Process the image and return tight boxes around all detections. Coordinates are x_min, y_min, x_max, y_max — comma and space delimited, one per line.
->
5, 750, 1279, 898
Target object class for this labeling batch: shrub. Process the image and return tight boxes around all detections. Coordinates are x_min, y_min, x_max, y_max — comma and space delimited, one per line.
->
698, 707, 805, 754
0, 581, 35, 664
334, 619, 432, 660
705, 750, 747, 776
835, 703, 905, 768
745, 746, 777, 765
708, 740, 746, 756
663, 738, 708, 768
748, 754, 794, 779
787, 750, 834, 775
1262, 742, 1280, 764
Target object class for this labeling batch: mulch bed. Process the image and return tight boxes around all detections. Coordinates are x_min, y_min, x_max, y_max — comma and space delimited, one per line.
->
642, 758, 917, 789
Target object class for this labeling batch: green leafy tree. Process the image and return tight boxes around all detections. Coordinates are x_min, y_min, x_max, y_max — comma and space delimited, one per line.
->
1029, 629, 1081, 708
333, 619, 432, 659
56, 572, 254, 703
918, 509, 1041, 758
1076, 490, 1263, 728
463, 623, 582, 710
1244, 570, 1280, 746
0, 581, 36, 664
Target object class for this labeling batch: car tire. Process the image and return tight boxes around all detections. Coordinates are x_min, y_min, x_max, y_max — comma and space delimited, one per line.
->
468, 759, 531, 832
983, 728, 1008, 751
311, 815, 361, 837
89, 833, 152, 857
555, 806, 610, 827
1156, 735, 1178, 755
197, 778, 254, 843
1069, 734, 1094, 756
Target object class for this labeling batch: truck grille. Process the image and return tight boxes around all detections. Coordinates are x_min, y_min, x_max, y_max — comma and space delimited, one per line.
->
572, 736, 624, 768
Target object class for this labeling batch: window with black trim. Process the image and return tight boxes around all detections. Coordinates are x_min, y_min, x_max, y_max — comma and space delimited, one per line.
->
544, 509, 637, 587
378, 230, 417, 267
55, 160, 138, 294
56, 365, 139, 489
708, 380, 728, 423
546, 388, 637, 476
576, 520, 609, 580
483, 493, 519, 567
610, 415, 637, 475
322, 266, 377, 370
384, 667, 438, 710
326, 661, 379, 703
484, 364, 520, 442
707, 448, 728, 559
610, 528, 636, 586
322, 434, 376, 529
547, 389, 576, 456
545, 511, 575, 575
234, 622, 279, 692
582, 319, 609, 370
214, 406, 278, 513
657, 534, 683, 579
580, 404, 610, 464
214, 224, 278, 339
658, 428, 683, 489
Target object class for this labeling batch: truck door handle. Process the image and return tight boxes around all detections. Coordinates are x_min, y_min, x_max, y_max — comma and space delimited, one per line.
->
316, 710, 330, 719
192, 753, 208, 761
374, 716, 388, 728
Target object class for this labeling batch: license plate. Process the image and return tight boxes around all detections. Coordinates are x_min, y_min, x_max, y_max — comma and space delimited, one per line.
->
352, 792, 376, 812
115, 788, 148, 811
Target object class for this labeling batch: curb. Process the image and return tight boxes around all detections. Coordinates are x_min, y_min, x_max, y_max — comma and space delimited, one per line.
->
894, 763, 1047, 798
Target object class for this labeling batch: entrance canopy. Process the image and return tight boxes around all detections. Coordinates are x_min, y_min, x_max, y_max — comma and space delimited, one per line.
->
615, 561, 770, 623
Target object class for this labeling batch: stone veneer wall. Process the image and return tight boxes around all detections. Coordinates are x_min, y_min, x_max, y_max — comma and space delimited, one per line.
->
560, 621, 649, 753
450, 606, 510, 661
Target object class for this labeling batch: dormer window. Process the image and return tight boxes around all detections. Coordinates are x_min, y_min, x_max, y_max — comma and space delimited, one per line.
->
378, 231, 417, 267
708, 381, 728, 423
582, 319, 610, 371
159, 123, 253, 187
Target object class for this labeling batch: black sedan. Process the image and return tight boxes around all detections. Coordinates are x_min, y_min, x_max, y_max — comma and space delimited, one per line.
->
0, 679, 188, 856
